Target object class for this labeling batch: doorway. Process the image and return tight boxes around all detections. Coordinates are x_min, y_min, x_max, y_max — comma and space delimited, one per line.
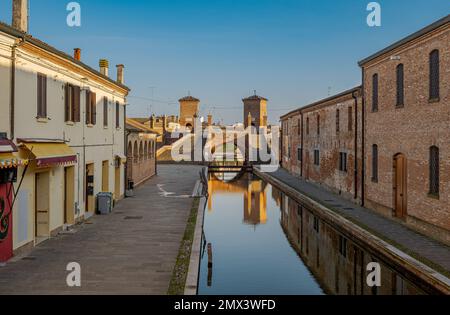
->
102, 161, 109, 192
64, 166, 75, 225
114, 165, 121, 202
85, 163, 95, 213
393, 154, 407, 219
35, 171, 50, 243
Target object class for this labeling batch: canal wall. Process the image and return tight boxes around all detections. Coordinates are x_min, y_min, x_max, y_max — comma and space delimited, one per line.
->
254, 168, 450, 295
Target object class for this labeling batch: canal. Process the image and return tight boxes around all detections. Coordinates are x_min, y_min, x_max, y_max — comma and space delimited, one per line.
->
198, 173, 425, 295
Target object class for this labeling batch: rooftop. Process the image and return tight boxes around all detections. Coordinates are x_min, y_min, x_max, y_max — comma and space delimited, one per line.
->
179, 96, 200, 102
243, 95, 268, 102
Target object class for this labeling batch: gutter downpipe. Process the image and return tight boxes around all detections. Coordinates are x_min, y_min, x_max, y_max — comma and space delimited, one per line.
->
352, 90, 358, 201
361, 68, 366, 207
10, 37, 24, 140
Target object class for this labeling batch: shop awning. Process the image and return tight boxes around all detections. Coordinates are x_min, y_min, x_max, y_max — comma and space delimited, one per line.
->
20, 142, 77, 167
0, 153, 28, 169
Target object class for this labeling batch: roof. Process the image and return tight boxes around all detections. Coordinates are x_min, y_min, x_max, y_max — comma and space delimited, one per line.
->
0, 21, 130, 92
129, 117, 150, 124
126, 118, 159, 134
243, 95, 268, 102
280, 86, 361, 120
358, 14, 450, 66
179, 96, 200, 102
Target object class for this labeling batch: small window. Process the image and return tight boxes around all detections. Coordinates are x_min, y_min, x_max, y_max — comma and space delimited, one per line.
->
429, 50, 440, 101
372, 144, 378, 182
348, 106, 353, 132
339, 152, 348, 172
85, 91, 97, 125
429, 146, 439, 197
297, 147, 302, 162
396, 64, 404, 107
37, 73, 47, 118
317, 114, 320, 135
372, 73, 379, 112
314, 150, 320, 166
336, 109, 340, 133
103, 97, 108, 127
306, 117, 310, 135
298, 119, 301, 136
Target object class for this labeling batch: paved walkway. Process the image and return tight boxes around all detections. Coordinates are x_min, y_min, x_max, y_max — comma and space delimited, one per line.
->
264, 168, 450, 273
0, 165, 202, 295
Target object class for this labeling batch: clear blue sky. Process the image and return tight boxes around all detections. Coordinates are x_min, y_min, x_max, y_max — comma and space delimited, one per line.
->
0, 0, 448, 124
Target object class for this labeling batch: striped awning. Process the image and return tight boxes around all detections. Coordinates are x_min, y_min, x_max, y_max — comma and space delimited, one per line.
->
0, 153, 28, 169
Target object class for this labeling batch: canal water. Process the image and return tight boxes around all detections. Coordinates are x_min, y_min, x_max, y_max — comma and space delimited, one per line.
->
198, 173, 425, 295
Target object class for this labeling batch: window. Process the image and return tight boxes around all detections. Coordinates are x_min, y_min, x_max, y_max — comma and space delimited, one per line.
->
297, 147, 302, 162
396, 64, 404, 107
306, 117, 310, 135
372, 144, 378, 182
317, 115, 320, 135
348, 106, 353, 132
339, 235, 347, 258
103, 97, 108, 127
37, 73, 47, 118
298, 119, 301, 136
339, 152, 348, 172
336, 109, 340, 133
116, 101, 120, 129
429, 146, 439, 197
429, 50, 440, 101
86, 91, 97, 125
314, 150, 320, 166
65, 84, 81, 123
372, 74, 378, 112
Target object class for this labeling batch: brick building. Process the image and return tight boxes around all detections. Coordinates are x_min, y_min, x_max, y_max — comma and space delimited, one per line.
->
281, 87, 363, 203
360, 15, 450, 243
280, 15, 449, 244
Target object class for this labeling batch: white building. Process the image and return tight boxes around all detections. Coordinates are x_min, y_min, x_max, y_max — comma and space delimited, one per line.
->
0, 1, 129, 256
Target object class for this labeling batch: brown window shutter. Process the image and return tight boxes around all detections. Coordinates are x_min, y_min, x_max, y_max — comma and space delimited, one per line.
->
73, 86, 80, 122
86, 91, 91, 124
116, 101, 120, 128
43, 74, 47, 118
37, 74, 42, 118
91, 92, 97, 125
103, 97, 108, 127
64, 84, 70, 122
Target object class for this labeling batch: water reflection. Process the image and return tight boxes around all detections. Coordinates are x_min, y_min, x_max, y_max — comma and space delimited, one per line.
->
199, 173, 425, 295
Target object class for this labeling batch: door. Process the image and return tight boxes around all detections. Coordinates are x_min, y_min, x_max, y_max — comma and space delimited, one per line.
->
394, 154, 407, 218
85, 164, 95, 213
102, 161, 109, 192
64, 166, 75, 225
35, 172, 50, 240
114, 166, 121, 201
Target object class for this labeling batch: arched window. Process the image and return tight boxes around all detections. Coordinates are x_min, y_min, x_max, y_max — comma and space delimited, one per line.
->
396, 64, 404, 107
372, 144, 378, 182
144, 142, 148, 160
372, 74, 378, 112
133, 142, 138, 163
429, 50, 440, 101
429, 146, 439, 196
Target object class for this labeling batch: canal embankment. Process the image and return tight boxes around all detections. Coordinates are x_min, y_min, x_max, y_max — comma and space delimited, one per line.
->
253, 167, 450, 295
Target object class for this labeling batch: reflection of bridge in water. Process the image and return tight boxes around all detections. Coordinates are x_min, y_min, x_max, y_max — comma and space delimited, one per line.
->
208, 175, 268, 226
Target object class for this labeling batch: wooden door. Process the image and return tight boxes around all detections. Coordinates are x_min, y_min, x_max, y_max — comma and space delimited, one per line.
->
35, 172, 50, 238
394, 154, 407, 218
64, 166, 75, 225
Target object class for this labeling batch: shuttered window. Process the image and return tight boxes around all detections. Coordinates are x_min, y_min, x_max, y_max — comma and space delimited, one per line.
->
396, 64, 404, 106
348, 106, 353, 131
372, 74, 378, 112
297, 147, 302, 162
64, 84, 81, 123
314, 150, 320, 166
339, 152, 348, 172
86, 91, 97, 125
429, 50, 440, 101
306, 117, 309, 135
116, 101, 120, 129
37, 73, 47, 118
317, 115, 320, 135
336, 109, 340, 133
103, 97, 108, 127
73, 86, 81, 122
429, 146, 439, 196
372, 144, 378, 182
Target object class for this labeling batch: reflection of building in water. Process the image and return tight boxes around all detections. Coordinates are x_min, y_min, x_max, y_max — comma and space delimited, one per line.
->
208, 176, 267, 226
275, 187, 425, 295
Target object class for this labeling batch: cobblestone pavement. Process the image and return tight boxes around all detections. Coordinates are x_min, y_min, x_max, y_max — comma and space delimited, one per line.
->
265, 168, 450, 273
0, 165, 202, 295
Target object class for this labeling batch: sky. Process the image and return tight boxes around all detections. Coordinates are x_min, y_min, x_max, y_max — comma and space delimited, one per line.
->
0, 0, 448, 124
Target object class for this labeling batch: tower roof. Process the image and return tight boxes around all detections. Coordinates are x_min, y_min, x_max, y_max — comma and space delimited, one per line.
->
179, 96, 200, 102
243, 95, 268, 102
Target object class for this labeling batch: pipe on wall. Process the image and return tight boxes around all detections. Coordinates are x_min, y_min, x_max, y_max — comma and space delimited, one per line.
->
352, 90, 359, 200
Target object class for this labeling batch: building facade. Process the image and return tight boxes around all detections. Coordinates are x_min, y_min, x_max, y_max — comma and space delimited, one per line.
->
179, 96, 200, 129
280, 15, 449, 245
0, 2, 129, 256
126, 119, 157, 188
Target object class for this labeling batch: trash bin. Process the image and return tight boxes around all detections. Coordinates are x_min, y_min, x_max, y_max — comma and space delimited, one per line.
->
97, 192, 113, 215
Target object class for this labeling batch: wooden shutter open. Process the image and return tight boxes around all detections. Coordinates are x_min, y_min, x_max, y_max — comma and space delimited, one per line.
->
73, 86, 81, 122
91, 92, 97, 125
86, 91, 91, 124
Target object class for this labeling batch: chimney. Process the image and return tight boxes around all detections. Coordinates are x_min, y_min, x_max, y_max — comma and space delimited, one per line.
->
99, 59, 109, 77
74, 48, 81, 61
116, 64, 124, 84
12, 0, 28, 33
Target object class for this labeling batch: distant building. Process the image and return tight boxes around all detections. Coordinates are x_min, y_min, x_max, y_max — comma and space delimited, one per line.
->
179, 96, 200, 129
243, 95, 268, 128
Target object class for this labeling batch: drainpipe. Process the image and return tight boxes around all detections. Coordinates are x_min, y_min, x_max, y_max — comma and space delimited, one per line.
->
352, 90, 358, 200
361, 69, 366, 207
300, 112, 304, 178
9, 37, 26, 140
124, 103, 128, 195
